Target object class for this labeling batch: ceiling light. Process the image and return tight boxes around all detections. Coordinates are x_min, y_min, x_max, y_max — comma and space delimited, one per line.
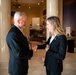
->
42, 1, 44, 2
38, 3, 40, 5
29, 7, 31, 9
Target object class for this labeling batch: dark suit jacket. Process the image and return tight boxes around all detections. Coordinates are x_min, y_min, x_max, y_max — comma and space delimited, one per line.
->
38, 35, 67, 73
6, 25, 33, 75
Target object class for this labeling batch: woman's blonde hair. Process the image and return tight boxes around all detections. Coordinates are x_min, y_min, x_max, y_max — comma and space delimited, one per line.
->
46, 16, 65, 35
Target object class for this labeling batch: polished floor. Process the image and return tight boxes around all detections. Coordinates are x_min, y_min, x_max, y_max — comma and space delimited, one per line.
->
0, 41, 76, 75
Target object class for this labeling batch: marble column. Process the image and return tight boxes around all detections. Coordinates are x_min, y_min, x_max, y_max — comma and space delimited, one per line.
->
46, 0, 63, 39
0, 0, 11, 70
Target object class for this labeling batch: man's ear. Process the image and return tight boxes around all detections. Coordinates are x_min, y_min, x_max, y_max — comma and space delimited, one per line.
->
17, 19, 20, 24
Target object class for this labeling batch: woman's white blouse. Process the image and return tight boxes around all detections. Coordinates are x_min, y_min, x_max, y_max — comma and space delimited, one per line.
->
50, 35, 55, 44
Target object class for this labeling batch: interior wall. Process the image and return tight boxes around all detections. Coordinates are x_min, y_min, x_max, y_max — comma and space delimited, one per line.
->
58, 0, 63, 26
63, 2, 76, 47
40, 1, 46, 24
63, 2, 76, 31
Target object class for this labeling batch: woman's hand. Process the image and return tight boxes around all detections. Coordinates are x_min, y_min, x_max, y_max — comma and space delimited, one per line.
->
45, 45, 49, 52
32, 45, 38, 51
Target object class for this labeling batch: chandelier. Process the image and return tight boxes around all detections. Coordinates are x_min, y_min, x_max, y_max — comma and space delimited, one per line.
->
13, 0, 21, 8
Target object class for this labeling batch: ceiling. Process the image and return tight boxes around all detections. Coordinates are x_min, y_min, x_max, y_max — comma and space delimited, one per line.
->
11, 0, 45, 4
63, 0, 76, 6
11, 0, 76, 7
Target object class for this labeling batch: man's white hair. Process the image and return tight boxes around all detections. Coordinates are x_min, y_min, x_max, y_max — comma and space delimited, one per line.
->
14, 11, 26, 23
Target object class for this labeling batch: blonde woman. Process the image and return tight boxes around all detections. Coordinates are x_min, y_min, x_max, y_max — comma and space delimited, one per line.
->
33, 16, 67, 75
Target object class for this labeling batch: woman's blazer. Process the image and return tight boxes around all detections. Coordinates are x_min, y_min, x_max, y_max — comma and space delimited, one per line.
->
38, 35, 67, 72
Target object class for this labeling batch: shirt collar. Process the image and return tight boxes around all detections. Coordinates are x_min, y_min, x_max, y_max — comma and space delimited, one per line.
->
14, 25, 23, 31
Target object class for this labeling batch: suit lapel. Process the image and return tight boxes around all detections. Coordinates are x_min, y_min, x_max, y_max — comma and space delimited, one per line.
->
50, 36, 58, 45
13, 25, 24, 37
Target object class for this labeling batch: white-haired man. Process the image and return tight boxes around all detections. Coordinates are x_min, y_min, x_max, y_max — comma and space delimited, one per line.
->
6, 12, 33, 75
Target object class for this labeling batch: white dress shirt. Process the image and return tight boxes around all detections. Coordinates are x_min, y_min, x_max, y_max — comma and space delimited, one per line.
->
50, 35, 55, 44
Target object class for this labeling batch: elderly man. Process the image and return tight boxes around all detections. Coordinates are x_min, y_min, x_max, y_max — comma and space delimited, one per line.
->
6, 12, 33, 75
